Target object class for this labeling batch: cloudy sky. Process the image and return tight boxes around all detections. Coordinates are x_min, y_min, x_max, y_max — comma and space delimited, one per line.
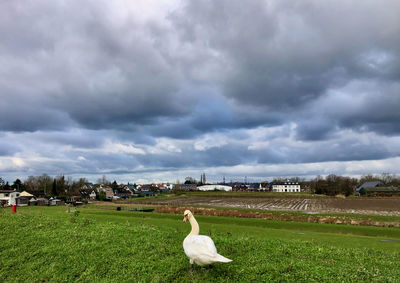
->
1, 0, 400, 183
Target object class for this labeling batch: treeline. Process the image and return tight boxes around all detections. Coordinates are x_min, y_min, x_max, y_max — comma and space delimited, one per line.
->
2, 173, 400, 197
0, 174, 90, 197
305, 173, 400, 196
0, 174, 132, 198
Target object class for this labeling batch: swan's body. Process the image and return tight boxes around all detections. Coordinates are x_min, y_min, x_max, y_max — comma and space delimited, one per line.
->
183, 210, 232, 266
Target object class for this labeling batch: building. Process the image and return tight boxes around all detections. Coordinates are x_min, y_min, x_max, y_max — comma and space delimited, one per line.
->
18, 191, 35, 206
97, 185, 114, 199
36, 198, 50, 206
198, 185, 232, 191
0, 190, 22, 206
356, 181, 383, 193
359, 186, 400, 196
269, 181, 301, 192
0, 190, 14, 206
231, 183, 248, 191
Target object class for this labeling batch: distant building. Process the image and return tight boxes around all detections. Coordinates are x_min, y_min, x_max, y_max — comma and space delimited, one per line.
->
0, 190, 23, 206
19, 191, 35, 206
198, 185, 232, 191
359, 186, 400, 196
356, 181, 383, 192
0, 190, 15, 206
269, 181, 301, 192
231, 183, 248, 191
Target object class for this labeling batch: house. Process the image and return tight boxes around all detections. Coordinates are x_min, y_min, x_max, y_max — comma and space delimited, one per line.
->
115, 186, 134, 199
139, 190, 155, 197
159, 187, 170, 193
18, 191, 35, 206
0, 190, 14, 206
231, 183, 248, 191
36, 198, 50, 206
0, 190, 22, 206
124, 183, 136, 194
79, 189, 97, 200
139, 184, 157, 191
269, 181, 301, 192
96, 185, 114, 199
356, 181, 383, 192
88, 190, 97, 200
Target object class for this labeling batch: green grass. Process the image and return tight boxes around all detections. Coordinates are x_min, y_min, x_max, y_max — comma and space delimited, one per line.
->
1, 206, 400, 282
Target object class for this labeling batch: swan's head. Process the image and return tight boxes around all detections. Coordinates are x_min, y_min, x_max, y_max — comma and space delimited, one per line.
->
183, 210, 193, 222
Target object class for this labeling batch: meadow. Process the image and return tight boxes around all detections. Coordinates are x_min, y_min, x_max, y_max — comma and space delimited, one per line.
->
1, 206, 400, 282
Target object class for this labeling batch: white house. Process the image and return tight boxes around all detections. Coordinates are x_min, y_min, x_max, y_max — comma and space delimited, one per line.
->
198, 185, 232, 191
89, 190, 97, 200
0, 190, 21, 206
270, 182, 301, 192
0, 190, 14, 206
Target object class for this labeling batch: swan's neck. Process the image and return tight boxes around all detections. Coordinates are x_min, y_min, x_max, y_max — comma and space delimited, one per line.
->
188, 216, 199, 236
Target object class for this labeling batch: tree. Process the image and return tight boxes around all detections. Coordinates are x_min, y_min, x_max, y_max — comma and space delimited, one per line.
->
184, 177, 196, 184
359, 174, 380, 185
0, 177, 5, 189
52, 179, 57, 196
98, 190, 106, 201
97, 175, 109, 185
4, 182, 11, 190
111, 180, 118, 191
55, 176, 66, 195
381, 173, 394, 185
12, 179, 24, 192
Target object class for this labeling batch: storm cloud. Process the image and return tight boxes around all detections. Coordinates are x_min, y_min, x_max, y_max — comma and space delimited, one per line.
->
1, 0, 400, 183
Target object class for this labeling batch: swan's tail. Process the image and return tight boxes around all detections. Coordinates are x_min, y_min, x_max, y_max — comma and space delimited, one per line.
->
215, 253, 232, 263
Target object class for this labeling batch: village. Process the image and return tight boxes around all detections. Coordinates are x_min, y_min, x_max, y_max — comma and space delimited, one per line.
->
0, 179, 300, 207
1, 173, 400, 208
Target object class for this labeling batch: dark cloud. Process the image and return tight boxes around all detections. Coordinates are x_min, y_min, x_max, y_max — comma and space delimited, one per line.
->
0, 0, 190, 133
1, 0, 400, 182
171, 0, 400, 126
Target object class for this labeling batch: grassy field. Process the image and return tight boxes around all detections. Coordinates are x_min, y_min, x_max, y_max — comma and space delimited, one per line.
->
1, 206, 400, 282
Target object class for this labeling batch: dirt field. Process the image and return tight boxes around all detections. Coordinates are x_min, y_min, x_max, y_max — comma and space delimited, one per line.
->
130, 193, 400, 216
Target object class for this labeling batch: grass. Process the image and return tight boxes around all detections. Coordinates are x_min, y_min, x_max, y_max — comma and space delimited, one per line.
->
1, 206, 400, 282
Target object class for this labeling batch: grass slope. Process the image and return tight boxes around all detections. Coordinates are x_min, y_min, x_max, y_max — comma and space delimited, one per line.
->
1, 206, 400, 282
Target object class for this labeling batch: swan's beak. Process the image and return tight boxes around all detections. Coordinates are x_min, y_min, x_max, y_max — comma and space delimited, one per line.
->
183, 215, 188, 222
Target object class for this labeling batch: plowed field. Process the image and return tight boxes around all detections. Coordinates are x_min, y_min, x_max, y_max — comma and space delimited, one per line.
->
131, 193, 400, 216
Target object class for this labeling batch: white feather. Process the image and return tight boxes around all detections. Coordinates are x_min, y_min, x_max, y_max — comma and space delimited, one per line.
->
182, 210, 232, 266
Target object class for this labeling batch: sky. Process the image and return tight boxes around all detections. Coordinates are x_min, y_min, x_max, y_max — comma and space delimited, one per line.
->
1, 0, 400, 184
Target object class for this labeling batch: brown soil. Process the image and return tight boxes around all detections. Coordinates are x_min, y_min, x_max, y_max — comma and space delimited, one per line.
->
130, 194, 400, 216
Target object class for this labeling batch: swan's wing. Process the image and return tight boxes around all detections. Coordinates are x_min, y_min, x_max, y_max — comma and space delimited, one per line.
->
184, 235, 217, 258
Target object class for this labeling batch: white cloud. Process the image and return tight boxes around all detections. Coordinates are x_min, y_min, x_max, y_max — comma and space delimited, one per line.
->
103, 140, 146, 155
194, 134, 229, 151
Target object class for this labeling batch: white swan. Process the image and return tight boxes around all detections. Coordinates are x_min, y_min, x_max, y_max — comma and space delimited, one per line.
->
183, 210, 232, 266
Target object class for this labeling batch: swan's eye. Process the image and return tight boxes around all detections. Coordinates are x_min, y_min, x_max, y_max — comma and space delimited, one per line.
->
184, 214, 188, 217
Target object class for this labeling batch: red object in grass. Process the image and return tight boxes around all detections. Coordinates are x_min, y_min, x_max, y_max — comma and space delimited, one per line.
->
12, 205, 17, 213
